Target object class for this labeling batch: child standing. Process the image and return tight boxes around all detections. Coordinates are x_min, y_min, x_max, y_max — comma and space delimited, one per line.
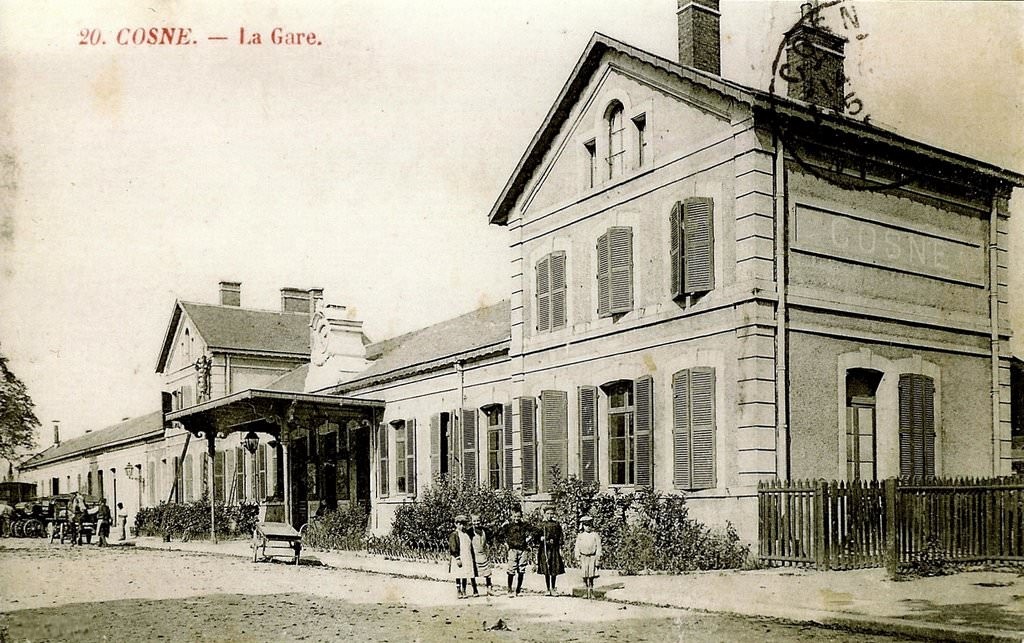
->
536, 506, 565, 596
574, 516, 602, 598
499, 506, 531, 597
448, 514, 477, 599
469, 514, 493, 596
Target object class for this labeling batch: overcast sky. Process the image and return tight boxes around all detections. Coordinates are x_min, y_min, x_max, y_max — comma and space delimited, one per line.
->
1, 1, 1021, 445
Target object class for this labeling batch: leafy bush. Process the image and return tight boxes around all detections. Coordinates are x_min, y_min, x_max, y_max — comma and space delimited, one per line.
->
390, 474, 523, 553
135, 498, 258, 540
542, 472, 750, 574
301, 504, 368, 550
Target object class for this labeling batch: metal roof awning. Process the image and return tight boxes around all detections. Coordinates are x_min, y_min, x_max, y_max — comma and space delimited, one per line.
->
166, 388, 384, 439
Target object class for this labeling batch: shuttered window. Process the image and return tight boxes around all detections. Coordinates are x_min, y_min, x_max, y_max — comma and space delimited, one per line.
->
898, 374, 936, 480
634, 375, 654, 489
406, 418, 417, 496
536, 252, 567, 333
377, 423, 389, 498
462, 409, 478, 486
484, 406, 503, 489
597, 227, 633, 317
394, 422, 407, 494
183, 454, 193, 501
540, 390, 568, 491
503, 403, 514, 490
214, 451, 225, 502
606, 381, 635, 486
430, 413, 441, 479
672, 367, 716, 490
578, 386, 598, 484
683, 197, 714, 294
256, 444, 267, 501
234, 447, 245, 502
518, 396, 538, 494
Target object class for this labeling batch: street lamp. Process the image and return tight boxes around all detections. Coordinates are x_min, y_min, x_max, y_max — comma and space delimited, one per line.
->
124, 463, 142, 480
242, 431, 260, 455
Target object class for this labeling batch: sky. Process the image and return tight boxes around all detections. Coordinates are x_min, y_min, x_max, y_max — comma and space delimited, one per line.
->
1, 1, 1021, 447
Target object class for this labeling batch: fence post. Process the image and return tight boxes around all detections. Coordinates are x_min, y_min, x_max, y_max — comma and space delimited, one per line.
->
814, 480, 826, 570
884, 478, 898, 579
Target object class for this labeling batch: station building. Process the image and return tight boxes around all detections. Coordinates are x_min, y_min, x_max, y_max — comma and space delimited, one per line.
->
19, 2, 1022, 541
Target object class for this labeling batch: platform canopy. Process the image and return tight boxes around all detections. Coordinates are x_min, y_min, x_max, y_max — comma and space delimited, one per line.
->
165, 388, 384, 441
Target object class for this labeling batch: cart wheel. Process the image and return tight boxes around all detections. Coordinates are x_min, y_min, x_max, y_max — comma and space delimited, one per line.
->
12, 521, 23, 538
24, 519, 43, 538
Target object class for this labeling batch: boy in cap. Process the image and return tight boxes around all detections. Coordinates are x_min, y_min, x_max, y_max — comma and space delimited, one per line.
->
574, 516, 601, 598
448, 514, 477, 599
498, 506, 531, 597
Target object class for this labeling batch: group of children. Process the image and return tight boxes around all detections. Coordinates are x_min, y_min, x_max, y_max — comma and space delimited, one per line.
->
447, 505, 603, 599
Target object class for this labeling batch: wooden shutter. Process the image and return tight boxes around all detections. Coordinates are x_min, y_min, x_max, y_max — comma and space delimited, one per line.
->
684, 197, 715, 294
578, 385, 598, 484
183, 454, 193, 501
899, 374, 935, 479
596, 232, 610, 317
214, 451, 225, 502
536, 255, 551, 332
608, 226, 633, 314
540, 390, 568, 491
462, 409, 478, 486
690, 368, 716, 489
634, 375, 654, 489
550, 251, 567, 330
670, 202, 685, 298
234, 447, 245, 501
378, 423, 389, 497
407, 418, 417, 495
430, 413, 441, 479
503, 403, 514, 489
518, 396, 538, 494
257, 444, 267, 500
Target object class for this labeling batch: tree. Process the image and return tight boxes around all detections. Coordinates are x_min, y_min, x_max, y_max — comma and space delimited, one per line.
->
0, 352, 39, 460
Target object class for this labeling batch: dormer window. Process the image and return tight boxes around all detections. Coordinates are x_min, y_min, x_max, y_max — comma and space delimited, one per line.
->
606, 101, 625, 180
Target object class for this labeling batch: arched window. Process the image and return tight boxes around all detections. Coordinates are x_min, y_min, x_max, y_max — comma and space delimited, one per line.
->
606, 101, 625, 180
183, 328, 191, 364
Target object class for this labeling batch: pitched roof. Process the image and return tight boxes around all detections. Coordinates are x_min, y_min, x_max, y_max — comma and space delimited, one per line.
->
488, 32, 1024, 225
264, 363, 310, 393
331, 300, 510, 392
20, 411, 164, 470
156, 301, 311, 372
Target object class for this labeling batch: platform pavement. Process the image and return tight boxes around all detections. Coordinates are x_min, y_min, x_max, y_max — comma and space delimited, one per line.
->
134, 536, 1024, 642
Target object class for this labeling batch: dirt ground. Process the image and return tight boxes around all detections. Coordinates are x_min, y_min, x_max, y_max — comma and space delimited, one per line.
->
0, 540, 913, 642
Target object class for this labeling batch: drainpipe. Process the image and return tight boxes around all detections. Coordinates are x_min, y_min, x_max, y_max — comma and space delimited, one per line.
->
989, 193, 1001, 475
774, 134, 790, 482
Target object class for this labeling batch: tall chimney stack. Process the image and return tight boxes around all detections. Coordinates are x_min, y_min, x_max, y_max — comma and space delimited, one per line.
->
52, 420, 60, 447
308, 288, 324, 316
280, 287, 313, 314
785, 3, 847, 111
677, 0, 721, 75
219, 281, 241, 307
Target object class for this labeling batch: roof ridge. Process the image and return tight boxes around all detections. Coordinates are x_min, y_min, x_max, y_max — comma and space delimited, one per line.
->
179, 300, 311, 316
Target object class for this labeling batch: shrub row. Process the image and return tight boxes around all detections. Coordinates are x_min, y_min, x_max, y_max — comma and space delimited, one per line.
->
134, 499, 258, 540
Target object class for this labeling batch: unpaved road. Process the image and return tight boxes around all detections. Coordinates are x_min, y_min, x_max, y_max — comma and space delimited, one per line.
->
0, 540, 911, 642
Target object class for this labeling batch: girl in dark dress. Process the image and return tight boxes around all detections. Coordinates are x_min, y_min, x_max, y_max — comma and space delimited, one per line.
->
536, 506, 565, 595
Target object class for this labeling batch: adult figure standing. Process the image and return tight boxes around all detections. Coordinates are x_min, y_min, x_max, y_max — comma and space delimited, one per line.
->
498, 506, 532, 597
96, 499, 112, 547
536, 506, 565, 596
447, 514, 477, 599
116, 502, 128, 541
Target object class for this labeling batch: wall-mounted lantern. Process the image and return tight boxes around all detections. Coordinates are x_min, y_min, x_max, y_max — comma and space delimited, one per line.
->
242, 431, 260, 455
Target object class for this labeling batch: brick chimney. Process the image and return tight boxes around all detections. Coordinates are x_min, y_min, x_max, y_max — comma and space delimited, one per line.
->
280, 287, 314, 314
52, 420, 60, 447
677, 0, 721, 75
785, 2, 847, 111
308, 288, 324, 316
219, 281, 241, 307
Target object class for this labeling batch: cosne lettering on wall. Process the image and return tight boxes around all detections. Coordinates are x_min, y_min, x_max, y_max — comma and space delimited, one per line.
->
792, 204, 985, 286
